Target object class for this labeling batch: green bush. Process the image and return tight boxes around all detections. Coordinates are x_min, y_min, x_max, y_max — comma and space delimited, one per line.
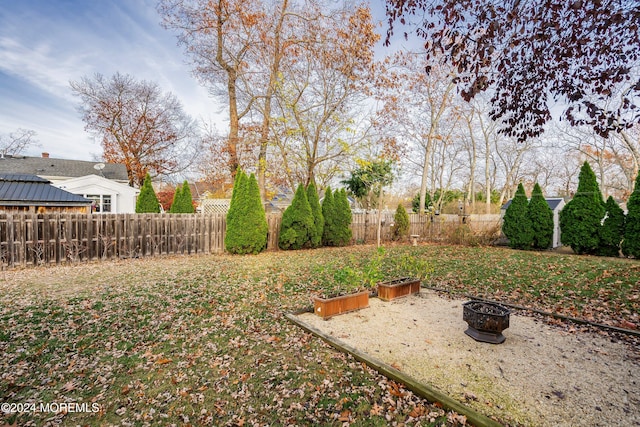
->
412, 192, 432, 213
306, 182, 324, 248
391, 204, 410, 241
225, 170, 268, 254
136, 173, 160, 213
179, 180, 194, 213
169, 184, 182, 213
170, 180, 195, 213
559, 162, 605, 255
622, 171, 640, 258
502, 183, 533, 249
322, 187, 352, 246
279, 184, 315, 250
322, 187, 336, 246
598, 196, 625, 257
528, 183, 553, 249
333, 188, 353, 246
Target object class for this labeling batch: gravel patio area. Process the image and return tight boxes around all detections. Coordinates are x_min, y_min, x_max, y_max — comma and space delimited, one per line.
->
297, 290, 640, 427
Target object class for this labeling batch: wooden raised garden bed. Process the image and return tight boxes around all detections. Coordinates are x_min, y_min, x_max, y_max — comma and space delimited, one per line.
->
377, 277, 421, 302
313, 290, 370, 320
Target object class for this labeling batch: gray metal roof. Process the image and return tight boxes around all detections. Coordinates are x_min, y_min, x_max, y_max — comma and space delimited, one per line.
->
0, 173, 91, 206
0, 155, 128, 181
501, 197, 565, 211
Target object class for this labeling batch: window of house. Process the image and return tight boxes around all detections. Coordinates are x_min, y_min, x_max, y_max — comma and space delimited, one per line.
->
86, 194, 112, 213
102, 195, 112, 212
86, 194, 101, 212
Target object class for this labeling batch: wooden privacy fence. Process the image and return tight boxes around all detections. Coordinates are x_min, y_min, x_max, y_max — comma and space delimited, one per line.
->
0, 212, 500, 267
351, 212, 501, 243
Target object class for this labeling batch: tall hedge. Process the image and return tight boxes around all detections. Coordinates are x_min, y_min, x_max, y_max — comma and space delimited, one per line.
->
306, 182, 324, 248
136, 173, 160, 213
334, 189, 353, 246
279, 184, 315, 250
322, 187, 337, 246
225, 170, 268, 254
622, 171, 640, 257
559, 161, 605, 255
502, 183, 533, 249
179, 180, 195, 213
169, 184, 182, 213
169, 181, 194, 213
528, 183, 553, 249
599, 196, 625, 257
391, 204, 410, 241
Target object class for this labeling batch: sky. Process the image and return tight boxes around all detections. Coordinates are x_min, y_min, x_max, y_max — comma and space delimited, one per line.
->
0, 0, 401, 162
0, 0, 230, 161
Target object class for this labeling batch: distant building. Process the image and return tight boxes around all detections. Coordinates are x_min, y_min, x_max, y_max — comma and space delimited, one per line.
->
0, 173, 92, 213
500, 197, 565, 248
54, 175, 139, 213
0, 152, 128, 184
0, 153, 137, 213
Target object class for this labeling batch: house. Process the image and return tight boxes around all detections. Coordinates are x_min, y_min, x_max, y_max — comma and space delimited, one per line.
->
0, 173, 92, 213
0, 153, 136, 213
500, 197, 566, 248
0, 152, 129, 185
54, 174, 139, 213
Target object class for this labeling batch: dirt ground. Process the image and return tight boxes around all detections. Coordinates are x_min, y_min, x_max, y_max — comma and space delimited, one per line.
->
297, 290, 640, 427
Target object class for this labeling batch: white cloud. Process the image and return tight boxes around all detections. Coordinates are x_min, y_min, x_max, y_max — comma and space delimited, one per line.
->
0, 36, 91, 103
0, 1, 225, 161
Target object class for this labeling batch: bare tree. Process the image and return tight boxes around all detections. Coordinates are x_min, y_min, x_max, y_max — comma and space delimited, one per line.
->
270, 5, 379, 189
373, 51, 459, 213
0, 128, 38, 157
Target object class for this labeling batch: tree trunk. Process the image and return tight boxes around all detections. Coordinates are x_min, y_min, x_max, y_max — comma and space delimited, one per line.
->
227, 75, 240, 176
377, 188, 384, 248
257, 0, 288, 201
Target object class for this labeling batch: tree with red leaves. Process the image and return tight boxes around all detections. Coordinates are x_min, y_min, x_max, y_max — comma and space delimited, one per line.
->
71, 73, 199, 187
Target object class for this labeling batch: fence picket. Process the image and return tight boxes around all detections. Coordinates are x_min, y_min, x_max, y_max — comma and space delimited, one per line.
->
0, 212, 500, 267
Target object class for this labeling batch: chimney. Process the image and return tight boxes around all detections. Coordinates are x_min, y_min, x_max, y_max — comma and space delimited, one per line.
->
42, 152, 49, 158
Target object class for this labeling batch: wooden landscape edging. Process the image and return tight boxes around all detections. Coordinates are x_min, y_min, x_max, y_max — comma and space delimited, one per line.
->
285, 312, 504, 427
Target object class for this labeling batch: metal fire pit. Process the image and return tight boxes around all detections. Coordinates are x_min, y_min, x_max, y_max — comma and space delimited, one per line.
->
463, 301, 510, 344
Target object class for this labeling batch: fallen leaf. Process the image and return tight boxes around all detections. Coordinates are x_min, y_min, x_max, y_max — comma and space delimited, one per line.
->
370, 403, 383, 416
338, 409, 351, 421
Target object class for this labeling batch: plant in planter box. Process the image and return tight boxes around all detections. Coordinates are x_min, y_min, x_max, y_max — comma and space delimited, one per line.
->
378, 252, 432, 301
312, 248, 385, 319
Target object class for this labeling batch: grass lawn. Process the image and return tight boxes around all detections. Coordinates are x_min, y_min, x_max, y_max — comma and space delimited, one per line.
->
1, 244, 638, 426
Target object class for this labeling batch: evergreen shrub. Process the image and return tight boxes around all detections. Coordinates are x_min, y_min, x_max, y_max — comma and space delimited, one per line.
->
333, 189, 353, 246
622, 171, 640, 257
279, 184, 315, 250
502, 183, 533, 249
306, 182, 324, 248
559, 162, 605, 254
391, 204, 410, 241
322, 187, 335, 246
599, 196, 625, 257
169, 184, 182, 213
179, 180, 194, 213
528, 183, 553, 249
225, 170, 268, 254
136, 173, 160, 213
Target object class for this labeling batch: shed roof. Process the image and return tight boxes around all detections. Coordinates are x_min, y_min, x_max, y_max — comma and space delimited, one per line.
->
0, 155, 128, 182
0, 173, 91, 206
501, 197, 565, 211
